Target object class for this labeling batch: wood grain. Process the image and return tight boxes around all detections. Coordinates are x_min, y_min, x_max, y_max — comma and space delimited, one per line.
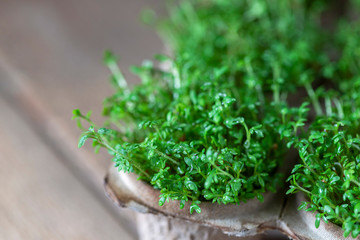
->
0, 0, 165, 184
0, 0, 165, 238
0, 96, 134, 240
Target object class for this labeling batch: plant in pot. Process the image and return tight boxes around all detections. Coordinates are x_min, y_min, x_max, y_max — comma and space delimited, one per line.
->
285, 8, 360, 239
72, 0, 358, 239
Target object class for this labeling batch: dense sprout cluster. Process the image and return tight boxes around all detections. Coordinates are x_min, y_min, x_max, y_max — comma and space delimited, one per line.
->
287, 51, 360, 239
288, 117, 360, 238
284, 3, 360, 237
74, 0, 360, 237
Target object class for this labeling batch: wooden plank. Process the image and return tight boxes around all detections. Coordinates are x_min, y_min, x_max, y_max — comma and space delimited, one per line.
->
0, 0, 165, 235
0, 60, 139, 237
0, 97, 134, 239
0, 0, 165, 183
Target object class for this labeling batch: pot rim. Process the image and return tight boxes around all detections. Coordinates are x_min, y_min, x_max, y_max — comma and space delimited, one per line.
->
295, 192, 353, 240
104, 166, 286, 237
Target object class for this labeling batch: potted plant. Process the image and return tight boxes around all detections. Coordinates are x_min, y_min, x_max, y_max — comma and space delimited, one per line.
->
73, 0, 360, 239
285, 8, 360, 238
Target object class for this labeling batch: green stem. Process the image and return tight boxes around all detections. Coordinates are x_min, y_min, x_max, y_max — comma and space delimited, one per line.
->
212, 163, 234, 179
350, 179, 360, 187
154, 149, 180, 166
272, 63, 281, 104
305, 82, 323, 116
325, 97, 332, 116
107, 60, 128, 89
99, 136, 151, 179
303, 164, 317, 177
324, 197, 337, 209
352, 143, 360, 152
241, 121, 251, 146
245, 58, 265, 113
294, 179, 312, 195
79, 115, 100, 129
333, 98, 344, 119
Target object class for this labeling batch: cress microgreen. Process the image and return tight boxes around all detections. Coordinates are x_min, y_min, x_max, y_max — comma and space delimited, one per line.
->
73, 0, 360, 237
285, 1, 360, 237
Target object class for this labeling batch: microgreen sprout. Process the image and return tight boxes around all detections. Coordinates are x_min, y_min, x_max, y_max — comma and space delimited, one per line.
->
74, 0, 360, 237
73, 0, 325, 212
286, 1, 360, 236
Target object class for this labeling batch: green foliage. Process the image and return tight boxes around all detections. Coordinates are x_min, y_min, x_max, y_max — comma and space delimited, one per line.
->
157, 0, 331, 97
286, 3, 360, 236
73, 0, 360, 237
74, 48, 293, 208
288, 116, 360, 238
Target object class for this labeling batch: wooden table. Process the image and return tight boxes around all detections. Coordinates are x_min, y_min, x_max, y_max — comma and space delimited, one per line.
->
0, 1, 288, 239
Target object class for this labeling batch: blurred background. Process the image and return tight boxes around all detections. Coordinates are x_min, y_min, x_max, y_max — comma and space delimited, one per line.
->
0, 1, 287, 239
